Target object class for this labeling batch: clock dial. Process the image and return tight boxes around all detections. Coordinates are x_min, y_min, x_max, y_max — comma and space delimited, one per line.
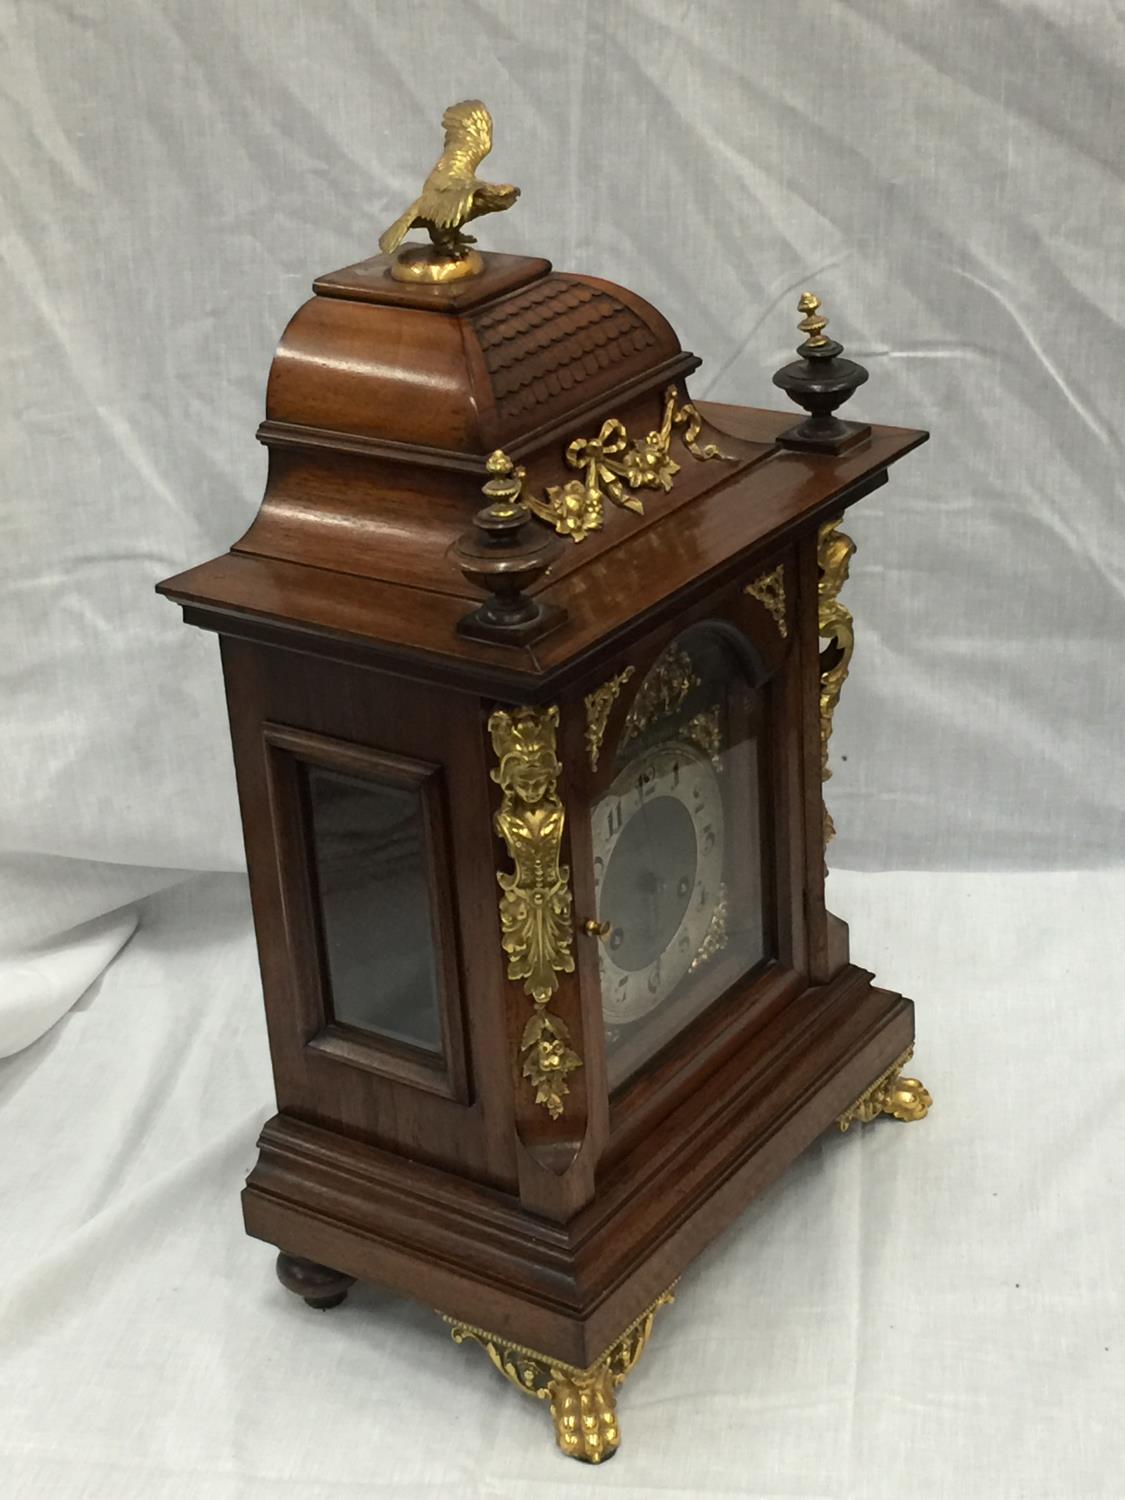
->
592, 742, 725, 1025
589, 623, 773, 1090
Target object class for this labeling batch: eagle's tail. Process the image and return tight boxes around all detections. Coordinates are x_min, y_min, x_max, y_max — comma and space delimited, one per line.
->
379, 199, 421, 256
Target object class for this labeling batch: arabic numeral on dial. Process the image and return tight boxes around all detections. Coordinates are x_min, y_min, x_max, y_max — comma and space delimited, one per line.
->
700, 823, 716, 853
646, 960, 662, 994
697, 884, 708, 910
607, 801, 623, 838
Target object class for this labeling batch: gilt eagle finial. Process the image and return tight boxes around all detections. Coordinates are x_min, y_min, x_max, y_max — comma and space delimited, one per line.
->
378, 100, 520, 283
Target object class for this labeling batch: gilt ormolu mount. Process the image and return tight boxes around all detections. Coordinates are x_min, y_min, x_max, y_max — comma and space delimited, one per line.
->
158, 98, 931, 1465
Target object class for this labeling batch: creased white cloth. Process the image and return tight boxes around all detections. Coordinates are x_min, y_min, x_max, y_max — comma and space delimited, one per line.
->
0, 905, 138, 1059
1, 870, 1122, 1499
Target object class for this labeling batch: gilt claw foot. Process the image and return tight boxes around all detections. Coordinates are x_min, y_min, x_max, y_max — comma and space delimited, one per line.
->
441, 1285, 675, 1462
549, 1364, 620, 1463
838, 1047, 932, 1131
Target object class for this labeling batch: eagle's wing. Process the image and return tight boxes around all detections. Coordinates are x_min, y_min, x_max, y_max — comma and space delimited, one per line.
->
414, 100, 493, 230
378, 196, 422, 255
437, 100, 493, 177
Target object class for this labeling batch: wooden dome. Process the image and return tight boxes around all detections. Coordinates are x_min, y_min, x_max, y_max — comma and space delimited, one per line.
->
160, 248, 923, 692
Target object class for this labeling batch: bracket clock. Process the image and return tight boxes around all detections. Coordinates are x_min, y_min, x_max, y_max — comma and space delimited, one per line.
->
158, 100, 932, 1464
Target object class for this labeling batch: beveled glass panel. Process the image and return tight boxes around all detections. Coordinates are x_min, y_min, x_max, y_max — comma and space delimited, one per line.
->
305, 766, 443, 1054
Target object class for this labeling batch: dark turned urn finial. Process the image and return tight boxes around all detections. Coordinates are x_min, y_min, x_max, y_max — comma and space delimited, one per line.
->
454, 450, 566, 645
772, 292, 871, 454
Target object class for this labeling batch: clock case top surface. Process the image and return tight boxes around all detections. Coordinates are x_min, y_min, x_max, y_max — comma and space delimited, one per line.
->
157, 250, 926, 696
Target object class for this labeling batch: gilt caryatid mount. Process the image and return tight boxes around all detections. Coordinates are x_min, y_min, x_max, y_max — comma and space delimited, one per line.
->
378, 99, 519, 283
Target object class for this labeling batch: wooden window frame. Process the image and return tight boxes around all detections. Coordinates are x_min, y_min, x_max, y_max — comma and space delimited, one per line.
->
262, 722, 471, 1105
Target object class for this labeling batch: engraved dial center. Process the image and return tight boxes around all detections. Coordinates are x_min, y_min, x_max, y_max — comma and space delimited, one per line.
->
599, 797, 696, 971
593, 741, 725, 1025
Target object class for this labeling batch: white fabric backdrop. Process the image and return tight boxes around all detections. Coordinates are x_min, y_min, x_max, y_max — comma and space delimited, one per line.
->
3, 871, 1123, 1498
2, 0, 1124, 1047
2, 2, 1124, 1493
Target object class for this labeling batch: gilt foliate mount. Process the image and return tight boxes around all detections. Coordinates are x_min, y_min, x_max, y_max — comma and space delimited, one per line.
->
486, 386, 735, 548
817, 519, 856, 848
488, 705, 581, 1120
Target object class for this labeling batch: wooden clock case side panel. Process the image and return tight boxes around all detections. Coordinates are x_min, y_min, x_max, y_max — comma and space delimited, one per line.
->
260, 722, 471, 1105
219, 636, 520, 1193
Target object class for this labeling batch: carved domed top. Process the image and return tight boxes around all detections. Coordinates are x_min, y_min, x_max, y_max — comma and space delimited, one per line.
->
162, 247, 897, 683
262, 252, 685, 456
231, 249, 776, 602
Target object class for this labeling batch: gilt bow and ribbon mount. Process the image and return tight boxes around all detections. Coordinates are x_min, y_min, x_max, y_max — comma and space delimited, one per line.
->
518, 385, 736, 544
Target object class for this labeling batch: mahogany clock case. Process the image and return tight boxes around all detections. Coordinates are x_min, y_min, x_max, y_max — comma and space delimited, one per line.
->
158, 249, 928, 1372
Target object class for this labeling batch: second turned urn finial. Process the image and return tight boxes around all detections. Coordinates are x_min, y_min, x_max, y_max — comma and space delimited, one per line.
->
454, 451, 565, 645
773, 293, 871, 454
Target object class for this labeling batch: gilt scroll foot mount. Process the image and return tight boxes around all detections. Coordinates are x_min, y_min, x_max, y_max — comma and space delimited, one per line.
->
441, 1285, 676, 1463
837, 1047, 932, 1131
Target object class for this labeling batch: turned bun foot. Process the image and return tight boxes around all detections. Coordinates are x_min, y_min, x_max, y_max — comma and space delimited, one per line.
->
275, 1252, 355, 1310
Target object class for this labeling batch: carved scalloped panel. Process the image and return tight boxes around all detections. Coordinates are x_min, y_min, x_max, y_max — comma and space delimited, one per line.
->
472, 276, 659, 421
